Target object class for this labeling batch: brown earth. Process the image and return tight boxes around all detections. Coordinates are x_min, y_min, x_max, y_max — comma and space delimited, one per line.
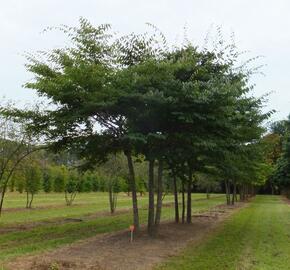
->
4, 202, 246, 270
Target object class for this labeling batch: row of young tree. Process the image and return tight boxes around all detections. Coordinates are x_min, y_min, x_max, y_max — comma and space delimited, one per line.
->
7, 151, 222, 210
7, 152, 149, 209
1, 19, 272, 236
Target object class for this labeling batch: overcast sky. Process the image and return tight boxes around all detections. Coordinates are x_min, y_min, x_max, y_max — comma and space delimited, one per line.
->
0, 0, 289, 121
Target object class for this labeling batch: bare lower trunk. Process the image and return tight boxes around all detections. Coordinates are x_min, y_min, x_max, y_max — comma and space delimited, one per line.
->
240, 184, 246, 201
181, 179, 185, 224
155, 159, 163, 229
109, 189, 114, 213
173, 175, 179, 223
231, 181, 236, 205
186, 166, 193, 224
148, 159, 155, 236
0, 190, 6, 216
225, 180, 231, 205
206, 187, 210, 199
125, 151, 139, 232
65, 191, 77, 206
26, 191, 29, 208
29, 193, 34, 208
0, 184, 8, 215
271, 184, 274, 195
109, 189, 118, 214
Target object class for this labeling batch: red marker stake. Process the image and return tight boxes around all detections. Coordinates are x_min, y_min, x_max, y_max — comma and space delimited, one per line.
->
129, 225, 135, 243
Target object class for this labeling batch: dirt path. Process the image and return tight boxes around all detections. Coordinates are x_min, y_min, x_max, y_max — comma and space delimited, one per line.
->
5, 202, 246, 270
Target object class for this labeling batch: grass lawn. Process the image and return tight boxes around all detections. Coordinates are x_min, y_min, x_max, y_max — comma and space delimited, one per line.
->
158, 195, 290, 270
3, 192, 219, 209
0, 192, 222, 225
0, 193, 225, 264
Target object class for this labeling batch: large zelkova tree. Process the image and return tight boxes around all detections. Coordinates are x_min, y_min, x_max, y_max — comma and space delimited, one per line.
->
2, 19, 270, 235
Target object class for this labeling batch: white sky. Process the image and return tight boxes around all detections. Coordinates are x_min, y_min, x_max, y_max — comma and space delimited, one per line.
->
0, 0, 289, 121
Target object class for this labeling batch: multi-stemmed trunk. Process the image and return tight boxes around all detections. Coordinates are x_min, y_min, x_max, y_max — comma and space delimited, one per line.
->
186, 166, 193, 224
181, 179, 185, 223
155, 159, 163, 229
26, 192, 34, 208
225, 179, 231, 205
125, 151, 140, 232
148, 159, 155, 236
231, 181, 237, 205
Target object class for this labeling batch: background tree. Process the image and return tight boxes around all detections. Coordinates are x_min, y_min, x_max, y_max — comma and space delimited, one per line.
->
42, 168, 52, 193
52, 166, 67, 193
24, 162, 42, 208
195, 172, 221, 199
64, 170, 81, 206
0, 112, 38, 215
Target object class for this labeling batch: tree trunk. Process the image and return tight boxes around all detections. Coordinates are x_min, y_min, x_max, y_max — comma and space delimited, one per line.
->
0, 188, 7, 216
245, 184, 249, 200
125, 151, 140, 232
271, 184, 274, 195
225, 180, 231, 205
109, 188, 114, 213
26, 191, 29, 208
186, 166, 193, 224
148, 159, 155, 236
155, 159, 163, 229
147, 159, 155, 234
29, 193, 34, 208
241, 184, 246, 201
114, 193, 118, 210
173, 174, 179, 223
181, 179, 185, 224
206, 186, 210, 199
231, 181, 236, 205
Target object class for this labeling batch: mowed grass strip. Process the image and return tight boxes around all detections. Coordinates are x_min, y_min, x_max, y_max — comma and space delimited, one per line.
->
157, 195, 290, 270
0, 195, 225, 263
0, 193, 222, 226
3, 192, 218, 209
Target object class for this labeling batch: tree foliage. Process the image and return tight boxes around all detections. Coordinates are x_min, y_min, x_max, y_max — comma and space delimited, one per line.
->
1, 19, 271, 233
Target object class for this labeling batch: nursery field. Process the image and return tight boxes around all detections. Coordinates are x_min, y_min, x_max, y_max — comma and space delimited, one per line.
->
0, 192, 224, 266
1, 194, 290, 269
0, 192, 222, 225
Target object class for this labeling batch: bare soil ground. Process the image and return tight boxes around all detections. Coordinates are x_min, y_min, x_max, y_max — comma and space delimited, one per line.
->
5, 202, 246, 270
